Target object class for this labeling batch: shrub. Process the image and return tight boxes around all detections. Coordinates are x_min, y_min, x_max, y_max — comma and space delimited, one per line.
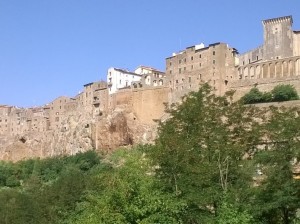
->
271, 84, 299, 102
241, 88, 265, 104
242, 85, 299, 104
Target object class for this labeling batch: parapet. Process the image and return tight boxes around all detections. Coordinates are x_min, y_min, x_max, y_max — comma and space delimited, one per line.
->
262, 15, 293, 25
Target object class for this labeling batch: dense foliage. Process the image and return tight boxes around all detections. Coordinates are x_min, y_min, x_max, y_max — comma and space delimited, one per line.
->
241, 84, 299, 104
0, 84, 300, 223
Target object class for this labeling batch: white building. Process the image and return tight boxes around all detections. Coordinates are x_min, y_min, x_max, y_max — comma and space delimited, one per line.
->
134, 65, 165, 87
107, 67, 142, 94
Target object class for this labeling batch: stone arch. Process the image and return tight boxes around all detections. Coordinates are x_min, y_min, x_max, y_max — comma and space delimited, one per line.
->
255, 65, 261, 79
262, 64, 268, 78
296, 59, 300, 76
238, 68, 242, 79
244, 67, 249, 79
289, 60, 294, 76
145, 75, 151, 85
250, 66, 254, 79
269, 63, 275, 78
275, 62, 282, 78
159, 79, 163, 86
283, 60, 288, 77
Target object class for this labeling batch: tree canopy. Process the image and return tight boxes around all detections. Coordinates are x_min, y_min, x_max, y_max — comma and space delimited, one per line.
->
0, 84, 300, 223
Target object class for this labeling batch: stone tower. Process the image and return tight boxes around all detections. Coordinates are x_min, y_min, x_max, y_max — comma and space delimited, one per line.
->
263, 16, 294, 60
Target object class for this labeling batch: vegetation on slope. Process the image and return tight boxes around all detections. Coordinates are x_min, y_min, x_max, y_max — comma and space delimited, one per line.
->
0, 84, 300, 224
241, 84, 299, 104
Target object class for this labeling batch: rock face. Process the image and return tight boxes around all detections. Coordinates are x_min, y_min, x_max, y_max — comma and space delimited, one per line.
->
92, 108, 157, 152
0, 107, 157, 162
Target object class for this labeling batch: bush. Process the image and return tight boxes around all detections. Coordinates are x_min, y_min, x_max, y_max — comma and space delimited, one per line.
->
271, 84, 299, 102
242, 85, 299, 104
241, 88, 265, 104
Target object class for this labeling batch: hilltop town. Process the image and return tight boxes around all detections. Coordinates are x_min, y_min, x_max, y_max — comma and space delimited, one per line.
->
1, 15, 300, 161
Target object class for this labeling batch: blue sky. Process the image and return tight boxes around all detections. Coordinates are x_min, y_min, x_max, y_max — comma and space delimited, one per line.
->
1, 0, 300, 107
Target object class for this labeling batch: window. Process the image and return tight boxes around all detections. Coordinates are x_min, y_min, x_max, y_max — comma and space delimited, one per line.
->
191, 65, 193, 70
170, 70, 172, 74
213, 51, 215, 55
184, 67, 186, 71
119, 80, 121, 84
176, 80, 179, 84
199, 54, 202, 58
184, 58, 186, 62
189, 77, 192, 82
179, 68, 182, 74
179, 59, 181, 64
191, 56, 193, 60
213, 60, 216, 64
169, 62, 172, 66
199, 63, 202, 67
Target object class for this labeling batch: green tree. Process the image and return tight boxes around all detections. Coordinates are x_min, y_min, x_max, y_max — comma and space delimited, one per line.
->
252, 106, 300, 224
0, 189, 42, 224
149, 84, 264, 223
67, 148, 186, 224
217, 195, 253, 224
241, 87, 266, 104
271, 84, 299, 102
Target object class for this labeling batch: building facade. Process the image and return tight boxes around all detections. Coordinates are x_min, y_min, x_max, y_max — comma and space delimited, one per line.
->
107, 67, 142, 94
166, 42, 237, 103
231, 15, 300, 99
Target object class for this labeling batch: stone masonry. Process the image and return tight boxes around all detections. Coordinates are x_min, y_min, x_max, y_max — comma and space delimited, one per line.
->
1, 15, 300, 161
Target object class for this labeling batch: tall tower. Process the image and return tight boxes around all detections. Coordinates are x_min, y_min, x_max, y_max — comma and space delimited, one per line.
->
262, 16, 293, 60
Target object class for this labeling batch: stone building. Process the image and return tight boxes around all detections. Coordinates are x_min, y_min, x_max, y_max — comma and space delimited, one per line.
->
79, 81, 108, 116
166, 42, 238, 103
26, 107, 50, 133
2, 15, 300, 161
107, 67, 143, 94
131, 65, 166, 89
0, 105, 12, 135
231, 15, 300, 99
48, 96, 73, 130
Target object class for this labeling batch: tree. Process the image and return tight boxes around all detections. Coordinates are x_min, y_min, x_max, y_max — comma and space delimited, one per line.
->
271, 84, 299, 102
241, 87, 265, 104
217, 195, 253, 224
149, 84, 264, 223
251, 106, 300, 224
67, 148, 186, 224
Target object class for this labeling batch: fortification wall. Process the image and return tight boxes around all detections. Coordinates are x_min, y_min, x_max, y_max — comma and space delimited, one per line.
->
294, 32, 300, 57
132, 87, 169, 124
229, 76, 300, 100
108, 89, 133, 111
